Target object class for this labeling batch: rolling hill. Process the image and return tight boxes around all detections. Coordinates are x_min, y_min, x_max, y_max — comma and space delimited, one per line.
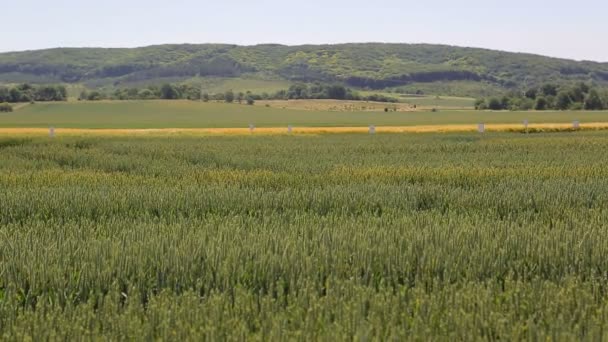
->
1, 43, 607, 96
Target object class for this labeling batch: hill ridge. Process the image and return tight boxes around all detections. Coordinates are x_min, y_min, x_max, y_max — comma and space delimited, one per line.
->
1, 43, 607, 96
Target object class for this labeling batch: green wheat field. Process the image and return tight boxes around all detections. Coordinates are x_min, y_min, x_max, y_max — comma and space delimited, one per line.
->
1, 130, 608, 340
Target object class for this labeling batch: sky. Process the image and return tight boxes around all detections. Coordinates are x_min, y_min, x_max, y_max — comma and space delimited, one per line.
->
5, 0, 608, 62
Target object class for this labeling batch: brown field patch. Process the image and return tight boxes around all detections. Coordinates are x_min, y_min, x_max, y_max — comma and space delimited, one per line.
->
256, 99, 415, 112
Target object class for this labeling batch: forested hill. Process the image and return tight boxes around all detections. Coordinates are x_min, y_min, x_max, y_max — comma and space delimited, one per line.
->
1, 43, 608, 94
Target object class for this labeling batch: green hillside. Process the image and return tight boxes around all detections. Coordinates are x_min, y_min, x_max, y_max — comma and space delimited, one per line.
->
1, 43, 608, 96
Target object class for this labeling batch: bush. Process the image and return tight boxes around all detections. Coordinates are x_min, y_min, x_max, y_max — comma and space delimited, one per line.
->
474, 98, 487, 110
87, 91, 103, 101
535, 97, 548, 110
225, 90, 235, 103
0, 102, 13, 112
488, 98, 503, 110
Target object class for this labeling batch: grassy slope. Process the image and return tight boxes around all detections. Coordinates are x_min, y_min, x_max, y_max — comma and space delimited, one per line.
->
1, 100, 607, 129
90, 77, 292, 95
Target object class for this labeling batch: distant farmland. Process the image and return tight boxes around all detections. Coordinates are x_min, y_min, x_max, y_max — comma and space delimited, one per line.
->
1, 100, 608, 129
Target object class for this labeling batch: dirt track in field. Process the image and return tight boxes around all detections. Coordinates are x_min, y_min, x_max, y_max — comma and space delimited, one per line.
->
1, 123, 608, 136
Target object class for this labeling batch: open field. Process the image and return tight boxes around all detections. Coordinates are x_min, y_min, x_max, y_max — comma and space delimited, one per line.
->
1, 132, 608, 339
1, 100, 608, 129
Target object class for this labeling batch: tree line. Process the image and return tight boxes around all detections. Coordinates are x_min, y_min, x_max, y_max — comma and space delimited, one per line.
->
475, 83, 608, 111
0, 84, 68, 103
80, 83, 399, 104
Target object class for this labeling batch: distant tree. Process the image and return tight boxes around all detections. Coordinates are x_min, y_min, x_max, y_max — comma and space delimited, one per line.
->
288, 84, 309, 99
541, 84, 558, 97
160, 84, 180, 100
56, 86, 68, 101
578, 82, 590, 94
9, 88, 23, 103
524, 88, 538, 99
0, 87, 9, 102
17, 83, 34, 92
487, 97, 502, 110
273, 89, 288, 100
127, 88, 139, 99
138, 89, 157, 100
569, 87, 585, 103
246, 96, 255, 105
500, 96, 511, 110
236, 92, 244, 104
545, 95, 556, 109
326, 85, 347, 100
225, 90, 235, 103
555, 91, 572, 110
474, 98, 487, 110
0, 103, 12, 112
584, 89, 605, 110
87, 91, 103, 101
570, 102, 584, 110
518, 98, 535, 111
535, 97, 548, 110
201, 93, 210, 102
79, 91, 89, 101
113, 89, 127, 100
37, 86, 60, 101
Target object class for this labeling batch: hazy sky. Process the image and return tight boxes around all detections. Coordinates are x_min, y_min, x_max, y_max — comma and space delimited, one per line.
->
5, 0, 608, 61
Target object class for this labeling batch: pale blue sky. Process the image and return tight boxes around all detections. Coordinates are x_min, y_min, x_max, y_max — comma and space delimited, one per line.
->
5, 0, 608, 61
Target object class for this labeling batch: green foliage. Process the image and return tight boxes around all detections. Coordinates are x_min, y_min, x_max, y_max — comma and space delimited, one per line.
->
477, 83, 607, 111
160, 84, 180, 100
584, 89, 605, 110
535, 97, 548, 110
556, 91, 573, 110
542, 83, 559, 96
2, 44, 608, 96
0, 102, 12, 112
474, 98, 487, 110
87, 91, 103, 101
224, 90, 235, 103
488, 97, 503, 110
0, 84, 67, 103
2, 133, 608, 339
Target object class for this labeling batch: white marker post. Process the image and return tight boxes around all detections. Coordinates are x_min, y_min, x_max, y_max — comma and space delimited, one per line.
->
523, 119, 529, 133
49, 127, 55, 138
369, 125, 376, 134
478, 123, 485, 133
573, 120, 580, 130
287, 125, 293, 134
249, 124, 255, 133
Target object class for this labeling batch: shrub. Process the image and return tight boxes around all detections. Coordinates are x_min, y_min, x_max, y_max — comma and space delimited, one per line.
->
0, 102, 13, 112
